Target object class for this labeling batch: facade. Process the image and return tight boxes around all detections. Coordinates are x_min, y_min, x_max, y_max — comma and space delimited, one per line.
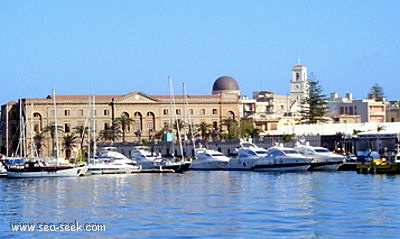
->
386, 101, 400, 122
0, 78, 240, 158
327, 93, 386, 123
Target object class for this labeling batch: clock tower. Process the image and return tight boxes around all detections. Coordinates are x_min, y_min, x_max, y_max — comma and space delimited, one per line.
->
289, 60, 309, 114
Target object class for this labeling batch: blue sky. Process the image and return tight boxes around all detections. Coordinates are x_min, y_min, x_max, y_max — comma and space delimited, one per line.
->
1, 0, 399, 104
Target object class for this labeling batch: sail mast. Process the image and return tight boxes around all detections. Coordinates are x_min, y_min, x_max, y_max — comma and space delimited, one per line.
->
53, 89, 60, 165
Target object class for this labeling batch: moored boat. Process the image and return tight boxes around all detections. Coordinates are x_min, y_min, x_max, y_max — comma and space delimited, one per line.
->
224, 141, 269, 170
6, 158, 87, 178
252, 145, 313, 172
294, 142, 345, 171
190, 148, 230, 170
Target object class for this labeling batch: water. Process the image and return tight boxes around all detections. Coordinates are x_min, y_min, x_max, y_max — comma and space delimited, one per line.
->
1, 171, 400, 238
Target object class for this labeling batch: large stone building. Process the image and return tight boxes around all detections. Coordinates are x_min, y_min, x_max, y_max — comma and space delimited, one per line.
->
0, 76, 240, 158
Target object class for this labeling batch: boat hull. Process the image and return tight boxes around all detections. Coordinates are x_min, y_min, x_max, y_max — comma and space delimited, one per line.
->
252, 163, 310, 172
190, 161, 229, 170
7, 166, 87, 178
357, 162, 400, 174
308, 161, 343, 171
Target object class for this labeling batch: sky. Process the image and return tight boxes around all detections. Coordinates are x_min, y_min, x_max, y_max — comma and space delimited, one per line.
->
1, 0, 399, 104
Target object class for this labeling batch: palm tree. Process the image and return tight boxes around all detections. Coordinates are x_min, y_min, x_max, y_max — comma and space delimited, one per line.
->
41, 122, 64, 157
197, 121, 212, 141
73, 124, 88, 150
113, 113, 135, 142
98, 129, 121, 142
31, 132, 46, 157
63, 134, 78, 160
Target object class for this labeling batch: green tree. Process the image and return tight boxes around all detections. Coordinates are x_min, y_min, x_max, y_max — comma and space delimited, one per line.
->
299, 73, 329, 124
220, 117, 239, 139
113, 113, 135, 142
63, 133, 78, 160
369, 83, 385, 101
197, 121, 212, 141
31, 132, 46, 157
98, 129, 121, 142
41, 122, 64, 157
240, 122, 259, 138
73, 124, 88, 151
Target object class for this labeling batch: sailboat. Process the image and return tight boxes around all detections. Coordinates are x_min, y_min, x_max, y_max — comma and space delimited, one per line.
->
6, 90, 88, 178
156, 77, 191, 172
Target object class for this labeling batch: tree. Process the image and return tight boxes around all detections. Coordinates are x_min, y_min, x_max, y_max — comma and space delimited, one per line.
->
369, 83, 385, 101
63, 134, 78, 160
299, 73, 329, 124
113, 113, 135, 142
73, 124, 88, 151
41, 122, 64, 157
197, 121, 212, 141
220, 117, 239, 139
98, 129, 121, 142
31, 132, 46, 157
240, 122, 259, 138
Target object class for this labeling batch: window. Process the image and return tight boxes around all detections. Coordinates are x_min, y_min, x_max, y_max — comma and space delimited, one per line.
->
176, 109, 181, 115
188, 109, 193, 115
34, 124, 40, 133
163, 109, 168, 115
104, 123, 109, 129
212, 109, 217, 114
78, 109, 84, 116
200, 109, 206, 115
64, 110, 70, 116
65, 123, 70, 133
104, 110, 110, 116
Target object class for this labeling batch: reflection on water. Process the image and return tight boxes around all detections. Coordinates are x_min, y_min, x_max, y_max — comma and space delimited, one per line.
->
1, 171, 400, 238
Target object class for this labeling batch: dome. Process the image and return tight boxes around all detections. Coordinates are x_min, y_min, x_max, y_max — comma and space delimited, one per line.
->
212, 76, 240, 94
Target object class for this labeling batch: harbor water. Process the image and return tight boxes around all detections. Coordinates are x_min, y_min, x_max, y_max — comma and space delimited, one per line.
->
1, 171, 400, 238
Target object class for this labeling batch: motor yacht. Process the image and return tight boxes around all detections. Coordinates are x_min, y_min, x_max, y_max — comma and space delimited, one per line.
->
294, 143, 345, 171
224, 141, 269, 170
252, 145, 313, 172
190, 148, 230, 170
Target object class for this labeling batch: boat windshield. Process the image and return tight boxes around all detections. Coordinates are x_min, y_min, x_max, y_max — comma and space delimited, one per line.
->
315, 148, 330, 153
255, 150, 268, 155
211, 153, 225, 157
283, 149, 300, 155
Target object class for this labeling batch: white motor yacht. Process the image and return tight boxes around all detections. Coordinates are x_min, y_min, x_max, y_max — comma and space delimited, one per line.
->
252, 145, 313, 172
224, 141, 269, 170
88, 147, 140, 175
294, 143, 345, 171
130, 146, 162, 169
190, 148, 230, 170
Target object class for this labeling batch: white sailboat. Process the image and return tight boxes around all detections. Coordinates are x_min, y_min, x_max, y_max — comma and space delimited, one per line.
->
6, 90, 88, 178
153, 77, 191, 172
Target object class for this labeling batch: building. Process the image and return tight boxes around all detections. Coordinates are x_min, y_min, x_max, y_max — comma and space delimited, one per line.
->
327, 93, 386, 123
0, 77, 240, 158
386, 101, 400, 122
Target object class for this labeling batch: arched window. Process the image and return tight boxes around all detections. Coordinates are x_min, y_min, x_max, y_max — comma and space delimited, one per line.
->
134, 112, 143, 132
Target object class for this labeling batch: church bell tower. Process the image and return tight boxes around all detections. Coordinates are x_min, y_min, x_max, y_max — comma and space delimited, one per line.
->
289, 59, 309, 114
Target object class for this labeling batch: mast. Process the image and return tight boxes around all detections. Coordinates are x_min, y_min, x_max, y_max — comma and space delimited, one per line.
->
169, 77, 184, 160
6, 104, 9, 156
30, 102, 36, 157
53, 89, 59, 165
92, 96, 96, 158
87, 96, 91, 161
